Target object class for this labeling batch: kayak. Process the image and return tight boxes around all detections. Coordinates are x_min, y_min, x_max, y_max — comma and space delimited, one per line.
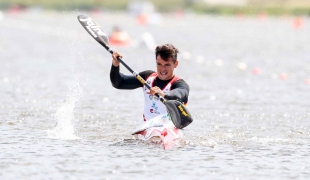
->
132, 114, 183, 149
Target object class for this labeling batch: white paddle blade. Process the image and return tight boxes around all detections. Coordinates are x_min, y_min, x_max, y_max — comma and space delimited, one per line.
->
77, 15, 110, 49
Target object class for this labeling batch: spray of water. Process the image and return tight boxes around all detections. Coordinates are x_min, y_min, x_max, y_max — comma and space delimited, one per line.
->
46, 84, 82, 140
46, 12, 88, 140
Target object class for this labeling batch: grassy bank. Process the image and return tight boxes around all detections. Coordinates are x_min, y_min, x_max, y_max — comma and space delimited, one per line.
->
191, 5, 310, 16
0, 0, 128, 11
0, 0, 310, 16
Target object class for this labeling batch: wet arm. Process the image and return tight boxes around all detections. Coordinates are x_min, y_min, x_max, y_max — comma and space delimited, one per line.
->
164, 79, 189, 104
110, 65, 142, 89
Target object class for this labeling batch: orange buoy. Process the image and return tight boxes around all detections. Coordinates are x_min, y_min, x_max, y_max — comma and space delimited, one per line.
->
252, 68, 262, 75
292, 17, 304, 29
279, 73, 288, 80
136, 14, 148, 25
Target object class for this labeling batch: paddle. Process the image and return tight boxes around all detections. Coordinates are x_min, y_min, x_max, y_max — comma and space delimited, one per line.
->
77, 14, 193, 129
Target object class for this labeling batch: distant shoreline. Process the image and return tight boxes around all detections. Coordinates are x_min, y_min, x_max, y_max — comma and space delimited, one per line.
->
0, 1, 309, 16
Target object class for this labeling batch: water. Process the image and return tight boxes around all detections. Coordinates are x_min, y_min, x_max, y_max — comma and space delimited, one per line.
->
1, 10, 310, 179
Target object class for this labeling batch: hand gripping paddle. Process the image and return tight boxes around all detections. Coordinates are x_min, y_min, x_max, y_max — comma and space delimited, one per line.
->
77, 15, 193, 129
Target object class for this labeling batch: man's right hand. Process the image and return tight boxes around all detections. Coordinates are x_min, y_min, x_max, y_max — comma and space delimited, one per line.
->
112, 51, 122, 67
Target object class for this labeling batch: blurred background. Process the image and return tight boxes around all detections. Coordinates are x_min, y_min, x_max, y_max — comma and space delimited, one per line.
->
0, 0, 310, 15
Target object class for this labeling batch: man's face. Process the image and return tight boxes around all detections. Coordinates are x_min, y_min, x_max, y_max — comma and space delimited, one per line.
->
156, 55, 178, 80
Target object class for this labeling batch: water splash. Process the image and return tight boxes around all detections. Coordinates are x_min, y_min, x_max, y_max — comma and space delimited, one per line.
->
46, 85, 82, 140
46, 12, 87, 140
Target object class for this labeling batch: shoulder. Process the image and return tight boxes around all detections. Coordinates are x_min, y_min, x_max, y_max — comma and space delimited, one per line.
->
175, 78, 188, 85
172, 78, 189, 89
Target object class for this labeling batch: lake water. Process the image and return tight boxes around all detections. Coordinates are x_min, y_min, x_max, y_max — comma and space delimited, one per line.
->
1, 10, 309, 179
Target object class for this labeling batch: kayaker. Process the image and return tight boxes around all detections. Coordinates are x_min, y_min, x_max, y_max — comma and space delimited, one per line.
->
110, 43, 189, 121
109, 26, 131, 46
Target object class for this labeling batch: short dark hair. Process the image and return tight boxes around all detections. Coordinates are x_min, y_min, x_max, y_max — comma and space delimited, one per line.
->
155, 43, 179, 63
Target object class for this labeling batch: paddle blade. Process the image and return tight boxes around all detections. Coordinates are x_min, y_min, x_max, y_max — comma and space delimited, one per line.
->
77, 15, 110, 50
165, 100, 193, 129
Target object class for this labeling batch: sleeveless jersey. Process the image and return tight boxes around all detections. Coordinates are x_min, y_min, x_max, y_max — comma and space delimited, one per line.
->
142, 73, 180, 121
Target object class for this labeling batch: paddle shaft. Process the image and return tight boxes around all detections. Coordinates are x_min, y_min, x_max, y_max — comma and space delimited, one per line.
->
76, 14, 166, 103
106, 48, 166, 104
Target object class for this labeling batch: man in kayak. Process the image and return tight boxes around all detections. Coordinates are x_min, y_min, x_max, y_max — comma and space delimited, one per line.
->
110, 43, 189, 122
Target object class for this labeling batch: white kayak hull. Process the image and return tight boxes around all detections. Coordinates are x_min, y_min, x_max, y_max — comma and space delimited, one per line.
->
132, 114, 183, 149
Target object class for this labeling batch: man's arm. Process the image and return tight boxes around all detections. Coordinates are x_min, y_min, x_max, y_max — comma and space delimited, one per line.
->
110, 65, 154, 89
164, 79, 189, 104
110, 65, 141, 89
